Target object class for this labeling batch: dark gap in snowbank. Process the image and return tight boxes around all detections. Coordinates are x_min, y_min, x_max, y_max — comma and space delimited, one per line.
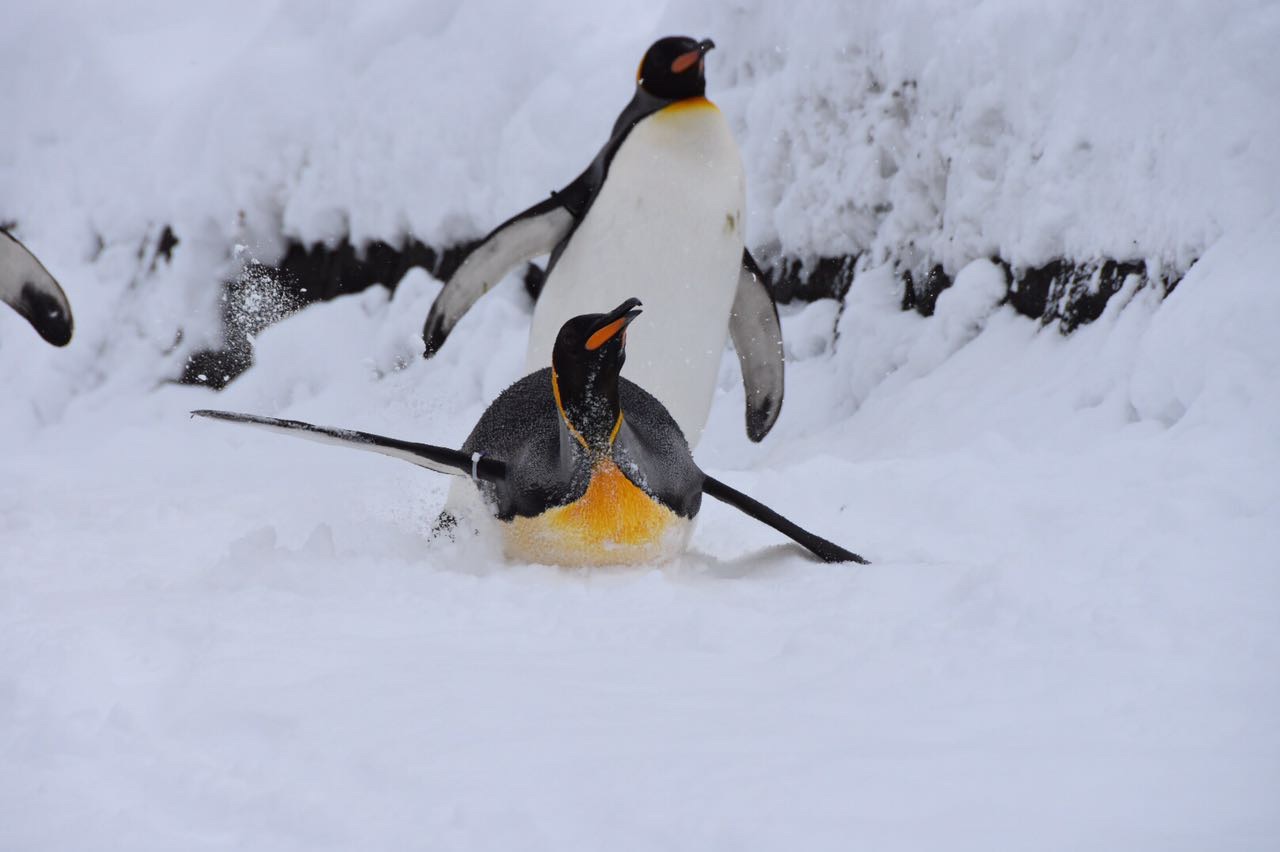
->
177, 233, 1180, 388
764, 255, 860, 304
901, 257, 1182, 330
901, 264, 951, 316
153, 226, 179, 267
1002, 258, 1178, 331
180, 235, 542, 388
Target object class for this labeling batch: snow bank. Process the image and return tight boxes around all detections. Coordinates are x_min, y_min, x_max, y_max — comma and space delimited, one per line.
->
708, 0, 1280, 274
4, 218, 1278, 848
3, 0, 1277, 399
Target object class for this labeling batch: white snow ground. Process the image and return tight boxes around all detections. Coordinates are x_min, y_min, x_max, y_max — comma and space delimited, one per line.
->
2, 2, 1279, 850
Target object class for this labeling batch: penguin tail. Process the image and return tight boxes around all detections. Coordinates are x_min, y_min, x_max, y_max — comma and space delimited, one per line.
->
701, 474, 869, 565
191, 410, 507, 482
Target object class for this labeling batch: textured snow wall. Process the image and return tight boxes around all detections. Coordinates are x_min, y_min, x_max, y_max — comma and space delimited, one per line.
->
0, 0, 1277, 394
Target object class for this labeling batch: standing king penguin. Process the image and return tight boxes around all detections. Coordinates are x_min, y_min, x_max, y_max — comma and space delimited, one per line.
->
196, 299, 865, 567
0, 231, 73, 346
420, 36, 784, 447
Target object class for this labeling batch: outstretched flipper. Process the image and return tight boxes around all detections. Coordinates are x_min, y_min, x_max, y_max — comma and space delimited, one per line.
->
420, 86, 679, 360
422, 197, 576, 357
702, 473, 868, 564
1, 231, 73, 346
729, 250, 784, 442
191, 410, 507, 482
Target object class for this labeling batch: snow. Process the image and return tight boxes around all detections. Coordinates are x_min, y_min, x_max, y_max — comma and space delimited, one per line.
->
3, 2, 1279, 849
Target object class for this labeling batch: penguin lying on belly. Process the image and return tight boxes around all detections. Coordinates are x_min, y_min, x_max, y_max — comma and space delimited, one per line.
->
0, 230, 74, 346
421, 36, 784, 448
195, 299, 866, 567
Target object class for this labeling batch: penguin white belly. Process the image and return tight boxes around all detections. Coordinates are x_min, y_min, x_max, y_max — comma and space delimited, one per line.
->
525, 99, 746, 447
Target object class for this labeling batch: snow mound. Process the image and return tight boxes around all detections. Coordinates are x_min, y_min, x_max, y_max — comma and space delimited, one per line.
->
3, 0, 1278, 404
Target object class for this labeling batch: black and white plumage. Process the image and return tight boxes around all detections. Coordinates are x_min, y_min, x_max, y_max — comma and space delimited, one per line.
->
421, 36, 784, 446
0, 230, 73, 346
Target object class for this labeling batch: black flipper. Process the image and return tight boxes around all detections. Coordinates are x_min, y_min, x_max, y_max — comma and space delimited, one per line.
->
730, 249, 784, 442
191, 410, 507, 482
0, 230, 73, 346
422, 197, 575, 357
702, 474, 869, 564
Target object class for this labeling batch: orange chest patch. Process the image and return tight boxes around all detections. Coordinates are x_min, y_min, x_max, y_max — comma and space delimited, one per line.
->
544, 459, 674, 545
504, 459, 690, 566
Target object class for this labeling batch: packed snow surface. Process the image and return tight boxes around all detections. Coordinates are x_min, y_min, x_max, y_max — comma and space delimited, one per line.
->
2, 1, 1279, 849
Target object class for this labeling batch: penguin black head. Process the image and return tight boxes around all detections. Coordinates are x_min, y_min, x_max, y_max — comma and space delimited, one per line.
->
637, 36, 715, 101
551, 297, 643, 451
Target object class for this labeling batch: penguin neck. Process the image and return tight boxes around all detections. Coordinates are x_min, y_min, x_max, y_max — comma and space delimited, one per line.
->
552, 368, 623, 457
611, 88, 714, 139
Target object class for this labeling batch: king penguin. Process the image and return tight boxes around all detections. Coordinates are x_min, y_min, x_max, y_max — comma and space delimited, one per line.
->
420, 36, 784, 447
0, 230, 73, 346
195, 298, 866, 567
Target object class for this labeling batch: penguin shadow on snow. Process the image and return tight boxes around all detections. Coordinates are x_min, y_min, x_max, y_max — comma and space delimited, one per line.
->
193, 298, 869, 568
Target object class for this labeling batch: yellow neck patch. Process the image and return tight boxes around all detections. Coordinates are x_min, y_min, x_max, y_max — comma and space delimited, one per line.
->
551, 368, 624, 450
660, 96, 717, 116
504, 458, 687, 566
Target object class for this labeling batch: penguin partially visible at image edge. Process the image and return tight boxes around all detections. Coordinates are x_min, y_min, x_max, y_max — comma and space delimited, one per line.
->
0, 230, 73, 346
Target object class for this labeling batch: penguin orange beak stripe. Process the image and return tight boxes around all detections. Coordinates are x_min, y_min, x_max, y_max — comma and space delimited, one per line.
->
671, 50, 701, 74
585, 298, 643, 351
586, 318, 628, 351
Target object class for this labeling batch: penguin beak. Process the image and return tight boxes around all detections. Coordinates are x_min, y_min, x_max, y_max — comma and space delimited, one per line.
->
586, 298, 643, 351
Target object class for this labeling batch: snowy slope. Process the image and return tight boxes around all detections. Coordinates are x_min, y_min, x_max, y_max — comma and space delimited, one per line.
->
3, 0, 1277, 399
2, 2, 1279, 850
